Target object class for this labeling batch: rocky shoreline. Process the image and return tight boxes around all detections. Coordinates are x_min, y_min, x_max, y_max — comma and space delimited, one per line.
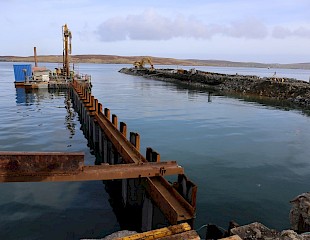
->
119, 68, 310, 112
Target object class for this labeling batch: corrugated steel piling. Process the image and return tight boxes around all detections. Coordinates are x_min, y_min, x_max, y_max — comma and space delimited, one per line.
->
69, 79, 197, 231
1, 80, 196, 233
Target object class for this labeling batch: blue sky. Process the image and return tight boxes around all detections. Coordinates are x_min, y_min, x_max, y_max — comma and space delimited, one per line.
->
1, 0, 310, 63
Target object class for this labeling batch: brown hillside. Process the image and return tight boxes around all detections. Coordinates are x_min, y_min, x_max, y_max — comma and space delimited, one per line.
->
0, 55, 309, 69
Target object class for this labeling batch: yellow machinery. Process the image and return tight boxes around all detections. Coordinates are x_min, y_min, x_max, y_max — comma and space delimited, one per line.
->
133, 57, 154, 70
62, 24, 72, 78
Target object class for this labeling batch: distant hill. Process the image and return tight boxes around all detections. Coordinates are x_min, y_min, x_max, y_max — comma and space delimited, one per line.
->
0, 54, 309, 69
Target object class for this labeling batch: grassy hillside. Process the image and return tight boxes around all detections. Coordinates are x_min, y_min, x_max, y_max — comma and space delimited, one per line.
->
0, 54, 309, 69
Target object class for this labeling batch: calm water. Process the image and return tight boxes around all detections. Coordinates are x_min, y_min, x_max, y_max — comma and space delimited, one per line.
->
1, 62, 310, 239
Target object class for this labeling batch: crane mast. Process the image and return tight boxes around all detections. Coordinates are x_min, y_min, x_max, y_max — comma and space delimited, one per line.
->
62, 24, 72, 78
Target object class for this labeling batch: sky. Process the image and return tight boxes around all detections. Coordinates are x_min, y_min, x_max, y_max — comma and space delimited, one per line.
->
1, 0, 310, 63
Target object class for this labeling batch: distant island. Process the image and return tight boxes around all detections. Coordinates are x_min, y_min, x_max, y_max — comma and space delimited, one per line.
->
1, 54, 310, 69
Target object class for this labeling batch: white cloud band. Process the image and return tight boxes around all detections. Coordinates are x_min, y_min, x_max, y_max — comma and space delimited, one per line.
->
96, 10, 269, 41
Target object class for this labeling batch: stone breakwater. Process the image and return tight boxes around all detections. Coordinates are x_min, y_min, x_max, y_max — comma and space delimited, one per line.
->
119, 68, 310, 110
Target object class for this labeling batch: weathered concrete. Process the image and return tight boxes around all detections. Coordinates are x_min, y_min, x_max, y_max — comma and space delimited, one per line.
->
119, 68, 310, 110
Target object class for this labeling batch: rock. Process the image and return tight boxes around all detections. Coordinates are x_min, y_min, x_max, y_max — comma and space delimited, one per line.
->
290, 193, 310, 233
119, 67, 310, 111
230, 222, 310, 240
280, 230, 303, 240
81, 230, 137, 240
230, 222, 280, 239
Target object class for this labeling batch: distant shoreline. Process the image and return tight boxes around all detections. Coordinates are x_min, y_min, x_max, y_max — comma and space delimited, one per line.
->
1, 55, 310, 70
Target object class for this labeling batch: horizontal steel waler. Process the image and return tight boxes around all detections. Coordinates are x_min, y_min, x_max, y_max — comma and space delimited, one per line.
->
0, 151, 184, 182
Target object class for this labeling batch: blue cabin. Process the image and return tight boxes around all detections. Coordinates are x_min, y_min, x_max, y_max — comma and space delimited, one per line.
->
13, 64, 32, 83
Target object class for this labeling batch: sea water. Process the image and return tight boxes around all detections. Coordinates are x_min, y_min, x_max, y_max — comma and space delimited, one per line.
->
1, 62, 310, 239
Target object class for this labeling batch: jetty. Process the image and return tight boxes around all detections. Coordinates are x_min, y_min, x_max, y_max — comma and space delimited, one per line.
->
119, 67, 310, 111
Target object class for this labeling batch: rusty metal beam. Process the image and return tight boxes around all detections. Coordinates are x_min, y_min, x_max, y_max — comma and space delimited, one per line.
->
143, 176, 195, 224
0, 154, 184, 182
95, 111, 146, 164
0, 152, 84, 174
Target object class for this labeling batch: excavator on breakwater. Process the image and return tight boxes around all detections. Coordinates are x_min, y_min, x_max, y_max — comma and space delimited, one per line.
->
133, 57, 154, 70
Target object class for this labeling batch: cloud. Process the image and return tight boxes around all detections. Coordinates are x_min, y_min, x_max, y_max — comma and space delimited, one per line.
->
96, 10, 268, 41
228, 18, 268, 39
272, 26, 310, 38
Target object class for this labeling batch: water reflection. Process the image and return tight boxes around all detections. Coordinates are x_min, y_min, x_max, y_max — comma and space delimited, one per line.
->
151, 79, 310, 116
2, 83, 113, 239
15, 88, 77, 138
15, 87, 35, 105
64, 95, 76, 138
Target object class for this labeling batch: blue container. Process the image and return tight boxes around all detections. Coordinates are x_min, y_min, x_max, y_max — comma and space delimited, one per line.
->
13, 64, 32, 82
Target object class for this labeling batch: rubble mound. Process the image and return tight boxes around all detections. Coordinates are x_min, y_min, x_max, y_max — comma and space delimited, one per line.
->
119, 68, 310, 110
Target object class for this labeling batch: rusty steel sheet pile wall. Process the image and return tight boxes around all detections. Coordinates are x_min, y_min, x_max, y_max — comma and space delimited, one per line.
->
70, 80, 197, 229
